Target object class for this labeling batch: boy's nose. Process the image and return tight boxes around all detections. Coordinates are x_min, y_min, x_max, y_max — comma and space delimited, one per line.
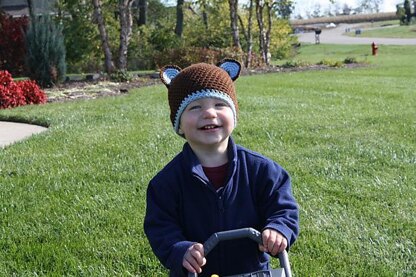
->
202, 107, 217, 118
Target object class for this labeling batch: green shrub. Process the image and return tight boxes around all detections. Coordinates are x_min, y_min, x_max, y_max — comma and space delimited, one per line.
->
270, 19, 298, 60
59, 1, 102, 74
344, 57, 358, 64
281, 60, 311, 68
25, 15, 66, 88
318, 59, 344, 67
110, 70, 133, 82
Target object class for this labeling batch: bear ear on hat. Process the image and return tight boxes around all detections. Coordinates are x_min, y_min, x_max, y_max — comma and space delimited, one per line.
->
217, 59, 241, 81
160, 65, 182, 88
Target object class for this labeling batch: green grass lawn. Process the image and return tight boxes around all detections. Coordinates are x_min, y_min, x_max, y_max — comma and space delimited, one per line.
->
1, 44, 415, 276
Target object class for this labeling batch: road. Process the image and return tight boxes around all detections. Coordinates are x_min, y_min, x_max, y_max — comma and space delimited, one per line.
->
296, 23, 416, 45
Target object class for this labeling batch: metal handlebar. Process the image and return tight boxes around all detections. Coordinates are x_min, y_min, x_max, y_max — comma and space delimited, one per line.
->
188, 228, 292, 277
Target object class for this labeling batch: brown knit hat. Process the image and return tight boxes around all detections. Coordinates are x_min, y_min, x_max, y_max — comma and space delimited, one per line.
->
160, 59, 241, 134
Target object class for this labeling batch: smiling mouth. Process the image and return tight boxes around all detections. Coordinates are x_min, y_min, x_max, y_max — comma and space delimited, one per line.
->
199, 124, 220, 130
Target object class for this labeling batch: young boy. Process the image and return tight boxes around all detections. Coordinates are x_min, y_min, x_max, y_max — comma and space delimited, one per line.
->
144, 59, 299, 276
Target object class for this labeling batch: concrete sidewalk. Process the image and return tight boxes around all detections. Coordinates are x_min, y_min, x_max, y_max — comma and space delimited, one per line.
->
0, 121, 48, 148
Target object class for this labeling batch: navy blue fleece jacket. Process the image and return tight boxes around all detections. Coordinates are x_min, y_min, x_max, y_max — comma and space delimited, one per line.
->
144, 137, 299, 276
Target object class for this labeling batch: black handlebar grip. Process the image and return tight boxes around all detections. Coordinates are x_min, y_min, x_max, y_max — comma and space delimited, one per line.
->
187, 228, 292, 277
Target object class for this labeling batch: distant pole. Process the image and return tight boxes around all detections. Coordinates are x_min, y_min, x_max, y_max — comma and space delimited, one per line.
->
314, 28, 321, 44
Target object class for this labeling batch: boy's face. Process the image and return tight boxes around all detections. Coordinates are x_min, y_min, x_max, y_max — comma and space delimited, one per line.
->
179, 98, 235, 151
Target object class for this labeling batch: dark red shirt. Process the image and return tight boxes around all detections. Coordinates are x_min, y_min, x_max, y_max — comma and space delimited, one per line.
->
203, 162, 229, 190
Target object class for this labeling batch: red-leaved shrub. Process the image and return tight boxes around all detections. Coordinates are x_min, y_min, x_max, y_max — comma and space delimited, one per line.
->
0, 70, 47, 109
0, 70, 25, 109
0, 11, 29, 76
18, 80, 47, 105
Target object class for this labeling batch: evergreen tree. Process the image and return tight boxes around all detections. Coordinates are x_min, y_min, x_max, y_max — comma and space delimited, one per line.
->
25, 15, 66, 87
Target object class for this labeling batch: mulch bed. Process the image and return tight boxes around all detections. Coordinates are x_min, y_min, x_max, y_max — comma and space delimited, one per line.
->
45, 63, 365, 103
45, 77, 160, 103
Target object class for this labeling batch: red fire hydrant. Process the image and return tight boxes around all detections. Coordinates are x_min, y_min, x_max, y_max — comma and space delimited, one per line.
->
371, 42, 378, 56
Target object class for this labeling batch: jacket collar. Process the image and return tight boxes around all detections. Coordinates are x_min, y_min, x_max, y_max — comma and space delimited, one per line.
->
182, 137, 238, 183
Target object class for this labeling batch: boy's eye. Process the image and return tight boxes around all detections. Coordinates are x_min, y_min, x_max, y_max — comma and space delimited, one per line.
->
188, 105, 201, 110
215, 102, 228, 107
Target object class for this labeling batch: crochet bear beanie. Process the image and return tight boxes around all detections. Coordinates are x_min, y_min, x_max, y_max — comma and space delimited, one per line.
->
159, 59, 241, 135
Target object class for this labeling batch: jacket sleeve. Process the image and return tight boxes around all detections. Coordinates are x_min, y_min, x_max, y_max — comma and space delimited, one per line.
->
256, 161, 299, 248
144, 179, 194, 275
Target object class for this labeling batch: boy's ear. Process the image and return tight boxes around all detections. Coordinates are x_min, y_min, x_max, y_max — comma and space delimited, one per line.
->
160, 65, 182, 88
217, 59, 241, 81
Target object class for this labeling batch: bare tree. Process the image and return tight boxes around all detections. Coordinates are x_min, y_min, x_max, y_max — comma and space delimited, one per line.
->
118, 0, 135, 70
92, 0, 115, 74
310, 3, 322, 18
228, 0, 241, 49
359, 0, 382, 13
342, 3, 352, 15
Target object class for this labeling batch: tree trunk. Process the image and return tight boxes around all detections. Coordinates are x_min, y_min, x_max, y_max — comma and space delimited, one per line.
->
27, 0, 34, 17
238, 0, 254, 68
246, 0, 254, 68
202, 10, 208, 29
228, 0, 241, 49
92, 0, 115, 74
264, 2, 274, 65
137, 0, 147, 26
255, 0, 274, 65
175, 0, 184, 37
404, 0, 412, 23
118, 0, 134, 71
414, 0, 416, 17
201, 0, 208, 30
413, 1, 416, 17
255, 0, 266, 63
